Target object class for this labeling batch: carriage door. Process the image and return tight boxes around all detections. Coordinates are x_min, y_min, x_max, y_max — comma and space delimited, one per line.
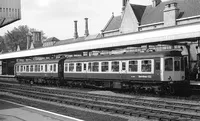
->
83, 62, 87, 79
58, 60, 64, 79
120, 61, 127, 81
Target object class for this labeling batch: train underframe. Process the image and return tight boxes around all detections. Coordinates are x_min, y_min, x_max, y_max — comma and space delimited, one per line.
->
16, 76, 191, 96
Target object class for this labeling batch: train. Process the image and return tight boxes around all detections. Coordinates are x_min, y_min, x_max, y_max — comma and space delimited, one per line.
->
14, 50, 190, 95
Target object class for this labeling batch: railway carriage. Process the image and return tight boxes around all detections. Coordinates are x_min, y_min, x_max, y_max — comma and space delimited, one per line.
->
14, 50, 189, 94
63, 50, 187, 94
15, 58, 65, 84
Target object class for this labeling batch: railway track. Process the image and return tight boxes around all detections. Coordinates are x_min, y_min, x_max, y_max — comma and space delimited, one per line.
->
0, 83, 200, 120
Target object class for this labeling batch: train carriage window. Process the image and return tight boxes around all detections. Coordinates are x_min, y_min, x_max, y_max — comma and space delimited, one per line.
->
69, 63, 74, 72
76, 63, 82, 72
101, 62, 109, 72
122, 62, 126, 71
30, 65, 33, 72
83, 63, 87, 71
50, 65, 53, 71
40, 65, 43, 72
129, 61, 138, 72
20, 65, 23, 72
26, 65, 29, 72
88, 63, 92, 72
65, 63, 68, 72
45, 65, 47, 72
16, 66, 19, 72
35, 65, 37, 72
141, 60, 152, 72
92, 62, 99, 72
174, 60, 180, 71
37, 65, 40, 72
165, 58, 173, 71
23, 66, 26, 72
111, 61, 119, 72
53, 64, 56, 72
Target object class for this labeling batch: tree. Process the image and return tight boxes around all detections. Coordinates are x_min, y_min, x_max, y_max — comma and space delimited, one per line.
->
4, 25, 46, 52
0, 36, 7, 53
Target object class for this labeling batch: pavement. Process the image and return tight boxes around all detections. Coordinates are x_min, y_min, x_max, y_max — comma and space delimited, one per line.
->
0, 99, 84, 121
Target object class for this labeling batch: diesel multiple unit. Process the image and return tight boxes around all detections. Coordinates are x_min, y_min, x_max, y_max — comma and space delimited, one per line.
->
15, 50, 189, 94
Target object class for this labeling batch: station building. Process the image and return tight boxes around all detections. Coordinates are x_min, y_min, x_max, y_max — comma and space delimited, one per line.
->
0, 0, 21, 28
0, 0, 200, 78
0, 0, 21, 74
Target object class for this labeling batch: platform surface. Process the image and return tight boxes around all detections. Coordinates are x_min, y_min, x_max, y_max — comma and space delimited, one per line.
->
0, 99, 83, 121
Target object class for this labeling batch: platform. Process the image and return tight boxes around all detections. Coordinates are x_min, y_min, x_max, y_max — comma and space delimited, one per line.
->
0, 99, 83, 121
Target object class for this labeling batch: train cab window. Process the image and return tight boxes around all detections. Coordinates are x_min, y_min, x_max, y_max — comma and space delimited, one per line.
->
53, 64, 56, 72
76, 63, 82, 72
129, 61, 138, 72
165, 58, 173, 71
45, 65, 47, 72
69, 63, 74, 72
111, 61, 119, 72
181, 58, 184, 71
65, 63, 68, 72
141, 60, 152, 72
92, 62, 99, 72
101, 62, 109, 72
174, 60, 180, 71
26, 65, 29, 72
30, 65, 33, 72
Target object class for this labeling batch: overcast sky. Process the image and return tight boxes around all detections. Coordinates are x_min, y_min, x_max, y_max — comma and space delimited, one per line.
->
0, 0, 168, 40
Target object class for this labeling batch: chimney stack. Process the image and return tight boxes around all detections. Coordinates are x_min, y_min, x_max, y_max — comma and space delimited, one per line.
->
74, 20, 79, 39
26, 33, 32, 50
84, 18, 89, 37
152, 0, 161, 7
164, 2, 179, 27
122, 0, 128, 11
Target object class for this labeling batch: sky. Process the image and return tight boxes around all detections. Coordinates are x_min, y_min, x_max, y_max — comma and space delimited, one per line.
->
0, 0, 168, 40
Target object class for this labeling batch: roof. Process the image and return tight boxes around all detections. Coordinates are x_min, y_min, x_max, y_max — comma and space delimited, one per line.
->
130, 4, 146, 22
140, 0, 200, 25
64, 50, 182, 62
102, 15, 122, 32
54, 37, 85, 46
1, 19, 200, 60
102, 0, 200, 32
44, 37, 60, 43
